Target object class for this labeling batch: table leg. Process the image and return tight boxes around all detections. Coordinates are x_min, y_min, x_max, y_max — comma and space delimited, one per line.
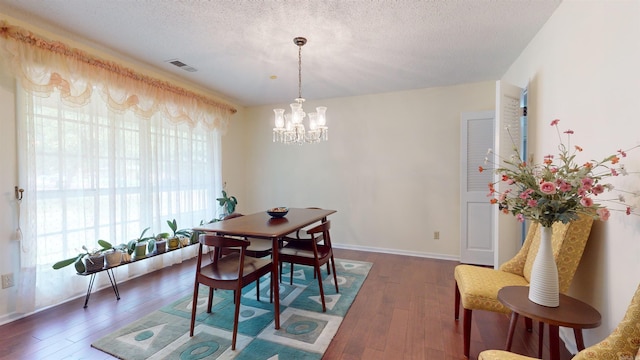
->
505, 312, 519, 351
106, 268, 121, 301
83, 273, 97, 308
538, 321, 544, 358
272, 237, 280, 329
573, 328, 586, 351
548, 324, 560, 360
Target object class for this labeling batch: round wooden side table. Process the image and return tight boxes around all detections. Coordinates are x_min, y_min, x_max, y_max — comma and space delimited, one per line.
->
498, 285, 601, 360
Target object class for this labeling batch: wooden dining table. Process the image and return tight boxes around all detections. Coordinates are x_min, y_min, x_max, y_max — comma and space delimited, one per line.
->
192, 207, 337, 329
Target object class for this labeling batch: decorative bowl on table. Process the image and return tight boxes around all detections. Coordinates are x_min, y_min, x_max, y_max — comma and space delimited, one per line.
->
267, 207, 289, 218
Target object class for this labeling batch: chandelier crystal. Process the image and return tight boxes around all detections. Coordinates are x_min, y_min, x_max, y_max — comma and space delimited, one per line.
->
273, 37, 328, 145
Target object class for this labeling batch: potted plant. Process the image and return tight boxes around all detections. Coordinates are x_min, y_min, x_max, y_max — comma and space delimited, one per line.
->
99, 240, 125, 267
150, 232, 169, 254
190, 218, 218, 245
127, 227, 154, 260
167, 219, 192, 249
52, 242, 110, 273
217, 190, 238, 218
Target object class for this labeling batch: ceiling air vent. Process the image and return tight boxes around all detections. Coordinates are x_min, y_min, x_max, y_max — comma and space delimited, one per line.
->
166, 59, 197, 72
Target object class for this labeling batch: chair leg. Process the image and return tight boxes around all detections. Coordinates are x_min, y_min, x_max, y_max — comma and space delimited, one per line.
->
189, 283, 200, 337
270, 272, 274, 303
316, 264, 327, 312
330, 256, 339, 293
454, 281, 461, 320
256, 275, 261, 301
463, 308, 472, 358
231, 286, 242, 350
290, 263, 294, 285
207, 287, 214, 313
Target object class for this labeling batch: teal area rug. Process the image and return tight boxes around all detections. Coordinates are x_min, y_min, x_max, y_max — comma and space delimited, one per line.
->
92, 259, 372, 359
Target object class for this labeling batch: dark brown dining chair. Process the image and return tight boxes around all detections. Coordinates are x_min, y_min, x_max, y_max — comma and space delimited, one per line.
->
189, 234, 273, 350
222, 213, 273, 258
280, 207, 330, 278
278, 220, 338, 312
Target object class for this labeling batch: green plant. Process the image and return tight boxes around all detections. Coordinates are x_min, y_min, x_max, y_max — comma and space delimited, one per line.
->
97, 239, 121, 252
127, 227, 154, 255
167, 219, 192, 239
52, 241, 110, 272
217, 190, 238, 215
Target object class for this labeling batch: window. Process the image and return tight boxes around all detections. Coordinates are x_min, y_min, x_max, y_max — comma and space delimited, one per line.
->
19, 89, 222, 308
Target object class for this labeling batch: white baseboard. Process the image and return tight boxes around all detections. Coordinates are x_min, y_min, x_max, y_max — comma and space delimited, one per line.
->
333, 243, 460, 262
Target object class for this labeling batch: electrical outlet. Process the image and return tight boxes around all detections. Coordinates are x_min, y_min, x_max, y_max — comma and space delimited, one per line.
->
434, 231, 440, 240
1, 273, 14, 289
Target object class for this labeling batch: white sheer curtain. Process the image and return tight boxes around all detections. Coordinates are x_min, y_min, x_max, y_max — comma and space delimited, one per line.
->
1, 20, 232, 313
17, 88, 222, 310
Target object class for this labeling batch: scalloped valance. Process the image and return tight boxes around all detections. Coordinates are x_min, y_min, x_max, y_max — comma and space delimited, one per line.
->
0, 20, 236, 131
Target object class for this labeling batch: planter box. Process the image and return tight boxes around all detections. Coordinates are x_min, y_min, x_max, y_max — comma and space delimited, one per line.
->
85, 254, 105, 272
168, 237, 180, 250
134, 242, 147, 259
156, 240, 167, 254
105, 251, 122, 267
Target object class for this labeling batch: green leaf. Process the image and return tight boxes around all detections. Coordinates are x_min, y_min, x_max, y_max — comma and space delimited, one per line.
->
98, 239, 113, 250
138, 227, 150, 241
74, 259, 86, 273
147, 239, 156, 253
167, 219, 178, 233
52, 256, 81, 270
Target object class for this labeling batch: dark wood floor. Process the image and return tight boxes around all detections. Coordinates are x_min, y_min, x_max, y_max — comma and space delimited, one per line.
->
0, 248, 573, 360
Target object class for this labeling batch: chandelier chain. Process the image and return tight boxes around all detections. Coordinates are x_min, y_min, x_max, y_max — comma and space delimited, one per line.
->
298, 44, 302, 99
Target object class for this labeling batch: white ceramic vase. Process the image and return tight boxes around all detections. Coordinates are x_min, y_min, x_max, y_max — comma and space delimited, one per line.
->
528, 225, 559, 307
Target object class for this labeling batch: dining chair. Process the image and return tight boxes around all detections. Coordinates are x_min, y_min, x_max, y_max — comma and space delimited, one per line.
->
222, 213, 273, 258
280, 207, 330, 278
278, 220, 338, 312
454, 213, 594, 358
478, 281, 640, 360
189, 234, 273, 350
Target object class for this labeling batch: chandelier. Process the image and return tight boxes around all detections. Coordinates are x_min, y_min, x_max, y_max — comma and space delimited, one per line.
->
273, 37, 328, 145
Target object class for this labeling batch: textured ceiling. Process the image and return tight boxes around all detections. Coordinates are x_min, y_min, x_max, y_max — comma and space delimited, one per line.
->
0, 0, 561, 107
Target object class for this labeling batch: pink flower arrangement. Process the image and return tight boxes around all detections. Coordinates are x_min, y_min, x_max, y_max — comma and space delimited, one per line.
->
481, 119, 637, 228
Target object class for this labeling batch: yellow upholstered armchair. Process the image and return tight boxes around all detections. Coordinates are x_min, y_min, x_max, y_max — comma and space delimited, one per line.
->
479, 281, 640, 360
454, 214, 594, 358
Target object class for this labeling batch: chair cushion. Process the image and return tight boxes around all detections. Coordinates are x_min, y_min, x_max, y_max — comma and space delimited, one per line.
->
479, 350, 538, 359
246, 238, 273, 252
280, 244, 331, 259
455, 264, 529, 313
201, 254, 271, 281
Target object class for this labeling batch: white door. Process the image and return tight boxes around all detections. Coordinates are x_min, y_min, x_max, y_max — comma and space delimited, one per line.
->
460, 111, 495, 265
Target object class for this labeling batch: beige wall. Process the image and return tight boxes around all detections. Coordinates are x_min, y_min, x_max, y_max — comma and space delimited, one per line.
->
0, 47, 18, 321
502, 0, 640, 350
242, 82, 495, 257
8, 4, 636, 352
